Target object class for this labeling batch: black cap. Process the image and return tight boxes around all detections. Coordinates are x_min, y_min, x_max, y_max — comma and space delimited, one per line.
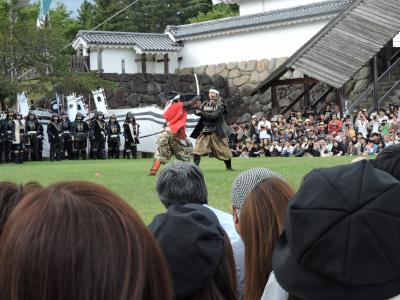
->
273, 160, 400, 300
148, 204, 225, 299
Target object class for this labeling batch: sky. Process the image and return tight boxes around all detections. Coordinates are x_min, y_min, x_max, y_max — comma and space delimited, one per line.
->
32, 0, 84, 17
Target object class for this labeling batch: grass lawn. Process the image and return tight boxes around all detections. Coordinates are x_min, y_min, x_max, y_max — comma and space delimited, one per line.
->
0, 157, 352, 223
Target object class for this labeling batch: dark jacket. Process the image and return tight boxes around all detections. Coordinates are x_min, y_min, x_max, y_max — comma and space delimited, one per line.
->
123, 122, 139, 144
47, 122, 63, 143
190, 101, 230, 139
92, 120, 106, 141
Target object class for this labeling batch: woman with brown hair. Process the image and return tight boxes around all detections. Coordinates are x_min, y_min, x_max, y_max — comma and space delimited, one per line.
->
0, 181, 173, 300
231, 168, 293, 300
0, 181, 41, 235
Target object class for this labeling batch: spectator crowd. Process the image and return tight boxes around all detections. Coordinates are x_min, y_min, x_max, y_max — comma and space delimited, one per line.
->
228, 104, 400, 158
0, 145, 400, 300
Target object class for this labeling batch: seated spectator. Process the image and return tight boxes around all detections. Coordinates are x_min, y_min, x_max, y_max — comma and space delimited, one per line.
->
0, 181, 41, 235
149, 203, 237, 300
331, 140, 344, 156
281, 141, 293, 157
270, 141, 283, 157
292, 142, 305, 157
265, 160, 400, 300
231, 168, 293, 300
346, 140, 358, 156
155, 163, 245, 298
249, 142, 262, 157
0, 182, 173, 300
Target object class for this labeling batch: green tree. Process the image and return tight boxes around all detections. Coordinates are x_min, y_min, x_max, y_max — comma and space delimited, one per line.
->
0, 1, 112, 109
77, 0, 95, 30
189, 3, 239, 23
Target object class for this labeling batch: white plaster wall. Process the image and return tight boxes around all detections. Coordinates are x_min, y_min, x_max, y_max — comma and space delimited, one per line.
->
240, 0, 332, 15
178, 20, 328, 68
394, 32, 400, 48
101, 48, 138, 74
90, 50, 98, 71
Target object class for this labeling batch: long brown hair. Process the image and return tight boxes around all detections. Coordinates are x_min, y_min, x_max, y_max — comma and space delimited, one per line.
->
0, 181, 173, 300
0, 181, 41, 236
190, 232, 238, 300
240, 177, 294, 300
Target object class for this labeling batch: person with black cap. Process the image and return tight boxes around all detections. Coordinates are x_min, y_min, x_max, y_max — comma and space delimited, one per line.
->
262, 160, 400, 300
191, 88, 234, 171
155, 162, 245, 298
149, 203, 238, 300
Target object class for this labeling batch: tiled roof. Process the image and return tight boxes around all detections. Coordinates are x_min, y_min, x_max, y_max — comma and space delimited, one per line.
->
75, 31, 182, 52
166, 0, 352, 40
252, 0, 400, 92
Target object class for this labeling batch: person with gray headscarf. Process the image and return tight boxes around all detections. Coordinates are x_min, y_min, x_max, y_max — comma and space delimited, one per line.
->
231, 168, 291, 300
154, 162, 245, 299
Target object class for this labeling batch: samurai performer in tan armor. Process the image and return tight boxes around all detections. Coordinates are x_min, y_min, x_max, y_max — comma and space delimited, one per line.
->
191, 88, 233, 170
149, 92, 199, 176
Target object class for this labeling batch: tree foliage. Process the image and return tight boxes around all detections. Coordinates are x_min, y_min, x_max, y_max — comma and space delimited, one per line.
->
189, 3, 239, 23
0, 0, 112, 109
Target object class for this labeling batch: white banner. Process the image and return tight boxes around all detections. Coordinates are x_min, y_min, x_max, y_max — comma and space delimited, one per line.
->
67, 94, 78, 122
76, 96, 88, 119
17, 92, 29, 117
92, 88, 108, 114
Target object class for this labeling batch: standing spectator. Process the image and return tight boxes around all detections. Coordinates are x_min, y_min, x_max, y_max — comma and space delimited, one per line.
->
355, 111, 369, 138
327, 114, 342, 135
231, 168, 293, 300
0, 182, 173, 300
258, 115, 271, 130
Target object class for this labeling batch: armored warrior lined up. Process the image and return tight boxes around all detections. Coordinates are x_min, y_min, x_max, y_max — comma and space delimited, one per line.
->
73, 113, 89, 160
26, 112, 44, 161
107, 114, 121, 159
123, 112, 140, 159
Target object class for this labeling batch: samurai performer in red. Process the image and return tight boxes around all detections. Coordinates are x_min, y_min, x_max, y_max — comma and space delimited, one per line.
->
149, 92, 199, 176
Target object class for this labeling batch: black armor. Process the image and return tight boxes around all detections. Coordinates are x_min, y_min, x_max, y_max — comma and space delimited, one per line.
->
91, 112, 106, 159
107, 115, 121, 159
123, 112, 140, 159
3, 111, 15, 162
47, 114, 63, 161
73, 113, 89, 160
25, 112, 43, 161
61, 114, 74, 159
0, 118, 4, 163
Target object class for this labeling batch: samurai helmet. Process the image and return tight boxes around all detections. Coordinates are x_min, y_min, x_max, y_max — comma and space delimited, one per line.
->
126, 112, 134, 122
110, 114, 117, 122
95, 111, 104, 120
51, 113, 59, 121
76, 112, 83, 120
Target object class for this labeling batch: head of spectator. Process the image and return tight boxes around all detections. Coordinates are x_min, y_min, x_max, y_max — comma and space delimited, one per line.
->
231, 168, 292, 299
149, 203, 237, 300
0, 181, 173, 300
272, 161, 400, 300
0, 181, 41, 236
156, 163, 208, 208
371, 144, 400, 180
